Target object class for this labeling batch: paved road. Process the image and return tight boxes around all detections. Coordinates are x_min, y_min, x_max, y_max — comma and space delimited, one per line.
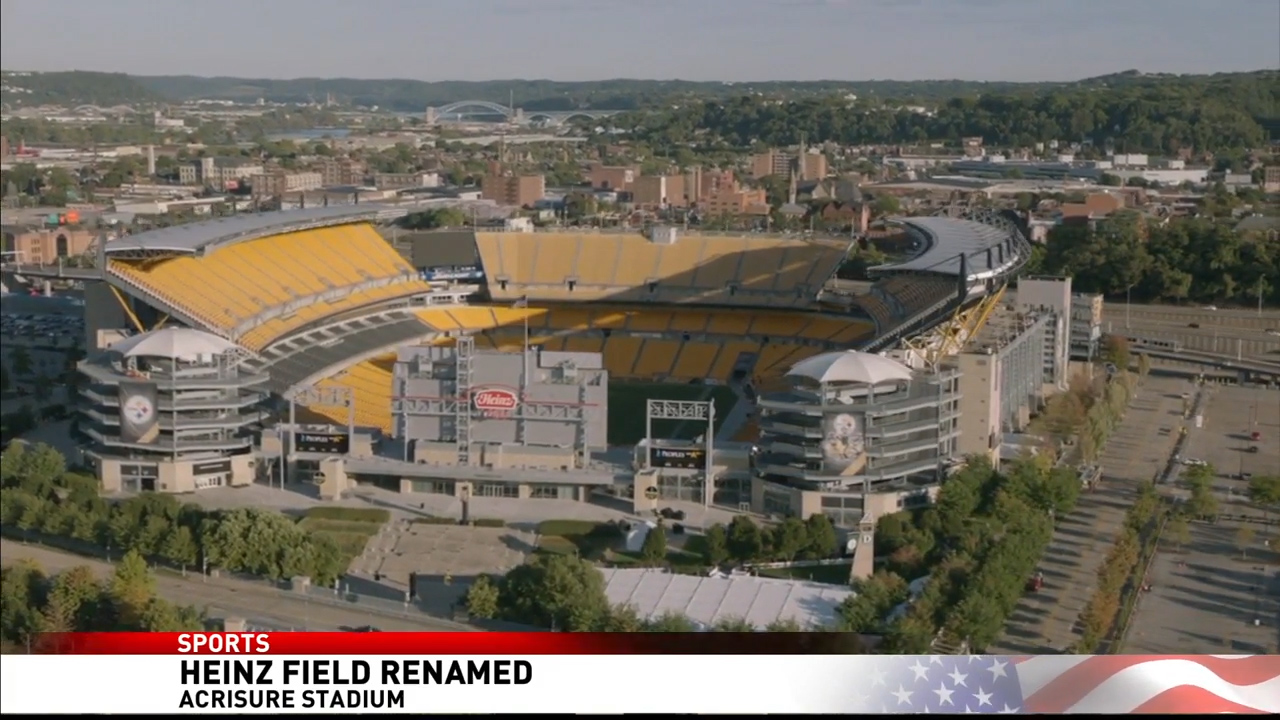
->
0, 540, 476, 633
990, 376, 1188, 654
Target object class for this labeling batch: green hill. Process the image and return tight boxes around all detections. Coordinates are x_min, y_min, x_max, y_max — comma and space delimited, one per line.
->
1, 70, 160, 106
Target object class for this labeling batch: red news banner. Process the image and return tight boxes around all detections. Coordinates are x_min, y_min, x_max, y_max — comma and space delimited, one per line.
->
27, 631, 863, 713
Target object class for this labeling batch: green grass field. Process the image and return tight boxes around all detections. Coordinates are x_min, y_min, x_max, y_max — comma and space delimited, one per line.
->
607, 382, 740, 445
297, 507, 390, 569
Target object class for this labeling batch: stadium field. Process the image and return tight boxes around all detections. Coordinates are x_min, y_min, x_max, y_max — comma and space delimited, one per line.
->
607, 382, 739, 446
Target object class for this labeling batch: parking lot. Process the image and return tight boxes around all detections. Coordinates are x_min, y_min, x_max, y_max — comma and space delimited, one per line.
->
991, 375, 1189, 654
1123, 384, 1280, 654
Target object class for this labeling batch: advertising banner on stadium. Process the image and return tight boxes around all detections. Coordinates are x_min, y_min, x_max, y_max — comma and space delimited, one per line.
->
421, 265, 484, 282
648, 446, 706, 469
0, 633, 1275, 714
820, 412, 866, 475
294, 432, 350, 454
118, 381, 161, 444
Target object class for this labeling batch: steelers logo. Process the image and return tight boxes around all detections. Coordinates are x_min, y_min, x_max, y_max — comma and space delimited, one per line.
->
123, 395, 155, 424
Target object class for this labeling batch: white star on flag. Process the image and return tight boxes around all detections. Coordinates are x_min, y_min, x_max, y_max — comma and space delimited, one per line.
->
892, 685, 914, 705
948, 667, 969, 687
973, 687, 994, 707
934, 683, 956, 706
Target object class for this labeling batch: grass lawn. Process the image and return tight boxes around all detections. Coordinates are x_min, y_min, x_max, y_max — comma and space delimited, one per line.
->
607, 382, 740, 446
297, 507, 388, 569
756, 563, 853, 586
535, 520, 623, 560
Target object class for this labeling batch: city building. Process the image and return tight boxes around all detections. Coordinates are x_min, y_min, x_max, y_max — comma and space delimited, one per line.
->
251, 171, 324, 197
76, 328, 268, 493
631, 174, 688, 208
750, 149, 827, 181
751, 350, 962, 576
319, 158, 366, 187
702, 183, 768, 216
480, 173, 546, 207
1069, 293, 1104, 361
1264, 166, 1280, 194
373, 172, 441, 191
588, 163, 637, 191
950, 304, 1057, 462
178, 158, 264, 189
1, 227, 99, 264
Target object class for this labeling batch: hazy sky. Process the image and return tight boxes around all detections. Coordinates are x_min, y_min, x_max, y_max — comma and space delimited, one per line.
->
2, 0, 1277, 82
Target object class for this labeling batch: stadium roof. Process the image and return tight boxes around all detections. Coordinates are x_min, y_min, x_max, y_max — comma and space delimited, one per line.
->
787, 350, 913, 386
600, 568, 853, 630
877, 216, 1018, 277
104, 206, 386, 255
110, 327, 239, 362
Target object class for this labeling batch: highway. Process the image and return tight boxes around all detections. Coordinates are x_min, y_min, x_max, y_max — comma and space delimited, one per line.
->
0, 540, 476, 633
1102, 303, 1280, 362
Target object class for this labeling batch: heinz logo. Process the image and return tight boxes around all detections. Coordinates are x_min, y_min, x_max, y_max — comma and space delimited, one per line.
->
473, 388, 518, 411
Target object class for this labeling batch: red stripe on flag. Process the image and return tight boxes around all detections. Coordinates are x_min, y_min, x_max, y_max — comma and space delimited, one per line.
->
1023, 655, 1280, 714
32, 632, 870, 655
1130, 685, 1274, 715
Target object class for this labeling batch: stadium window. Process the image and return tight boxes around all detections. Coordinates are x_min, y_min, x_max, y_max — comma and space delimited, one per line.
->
647, 282, 658, 294
499, 280, 508, 291
566, 280, 576, 292
530, 485, 560, 499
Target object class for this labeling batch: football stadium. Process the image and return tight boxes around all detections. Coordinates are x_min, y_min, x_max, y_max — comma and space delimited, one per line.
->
63, 205, 1031, 534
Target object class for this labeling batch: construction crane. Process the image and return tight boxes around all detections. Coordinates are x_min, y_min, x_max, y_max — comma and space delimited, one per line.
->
900, 284, 1008, 370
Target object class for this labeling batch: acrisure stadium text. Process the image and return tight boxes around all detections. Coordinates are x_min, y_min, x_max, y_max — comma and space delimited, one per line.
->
178, 689, 405, 710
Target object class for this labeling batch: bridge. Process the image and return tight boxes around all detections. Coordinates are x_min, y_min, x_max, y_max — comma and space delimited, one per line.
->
424, 101, 622, 127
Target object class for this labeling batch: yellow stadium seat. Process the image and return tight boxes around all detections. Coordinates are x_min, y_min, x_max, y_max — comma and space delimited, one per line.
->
109, 223, 417, 337
632, 339, 680, 378
690, 237, 748, 288
575, 237, 621, 285
529, 233, 581, 286
626, 311, 672, 332
613, 239, 660, 288
602, 336, 644, 376
592, 311, 630, 329
563, 336, 604, 353
669, 311, 710, 333
490, 306, 548, 330
670, 342, 719, 380
710, 341, 761, 381
705, 313, 753, 335
417, 309, 461, 331
305, 355, 396, 434
447, 307, 499, 331
749, 315, 798, 337
545, 307, 593, 332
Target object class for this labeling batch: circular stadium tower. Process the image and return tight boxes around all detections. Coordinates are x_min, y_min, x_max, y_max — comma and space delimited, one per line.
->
751, 350, 961, 528
76, 328, 269, 493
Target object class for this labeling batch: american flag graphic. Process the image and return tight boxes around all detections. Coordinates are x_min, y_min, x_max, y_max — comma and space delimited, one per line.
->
865, 655, 1280, 714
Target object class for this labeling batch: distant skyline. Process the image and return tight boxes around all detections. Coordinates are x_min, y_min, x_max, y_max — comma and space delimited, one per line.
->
2, 0, 1277, 83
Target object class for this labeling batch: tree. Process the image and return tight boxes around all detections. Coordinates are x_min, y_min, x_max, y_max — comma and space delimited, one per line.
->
872, 194, 900, 216
639, 522, 667, 565
600, 605, 644, 632
1235, 525, 1256, 559
770, 517, 807, 561
643, 612, 696, 632
1101, 335, 1131, 372
396, 207, 466, 230
497, 554, 610, 631
463, 575, 500, 620
1246, 476, 1280, 511
160, 526, 198, 575
702, 524, 729, 566
712, 616, 756, 632
726, 516, 764, 563
41, 565, 102, 634
801, 515, 838, 559
109, 550, 154, 629
1167, 515, 1191, 552
765, 618, 804, 632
